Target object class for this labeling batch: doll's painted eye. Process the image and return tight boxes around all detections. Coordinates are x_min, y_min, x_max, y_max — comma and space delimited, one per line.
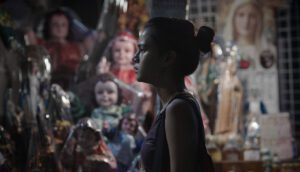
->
125, 48, 132, 53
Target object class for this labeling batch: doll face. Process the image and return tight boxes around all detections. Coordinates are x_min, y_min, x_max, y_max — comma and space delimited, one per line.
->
260, 50, 274, 69
234, 3, 259, 41
121, 118, 138, 135
112, 39, 136, 66
50, 14, 69, 40
94, 80, 118, 108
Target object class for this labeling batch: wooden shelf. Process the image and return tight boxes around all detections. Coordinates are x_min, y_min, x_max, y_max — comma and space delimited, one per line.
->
213, 161, 264, 172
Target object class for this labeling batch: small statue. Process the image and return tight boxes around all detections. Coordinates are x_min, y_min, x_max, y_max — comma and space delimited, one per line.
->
60, 118, 117, 171
215, 58, 244, 145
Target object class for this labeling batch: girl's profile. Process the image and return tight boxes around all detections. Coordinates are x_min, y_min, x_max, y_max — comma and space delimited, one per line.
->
133, 17, 215, 172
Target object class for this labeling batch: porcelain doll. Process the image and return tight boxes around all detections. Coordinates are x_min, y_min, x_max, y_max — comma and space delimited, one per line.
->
100, 31, 138, 85
214, 58, 244, 144
106, 115, 138, 172
25, 8, 83, 90
91, 73, 132, 131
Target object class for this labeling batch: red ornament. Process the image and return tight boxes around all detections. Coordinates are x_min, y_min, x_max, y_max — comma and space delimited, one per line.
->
239, 59, 251, 69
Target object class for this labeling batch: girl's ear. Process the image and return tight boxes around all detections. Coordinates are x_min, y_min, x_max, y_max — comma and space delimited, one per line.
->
162, 50, 177, 67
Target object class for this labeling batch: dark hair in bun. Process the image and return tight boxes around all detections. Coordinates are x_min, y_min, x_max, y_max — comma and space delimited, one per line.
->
144, 17, 214, 76
196, 26, 215, 54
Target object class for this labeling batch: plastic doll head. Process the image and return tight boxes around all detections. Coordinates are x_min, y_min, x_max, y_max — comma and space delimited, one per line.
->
260, 50, 274, 69
107, 31, 137, 67
42, 8, 74, 41
94, 73, 123, 108
119, 114, 139, 135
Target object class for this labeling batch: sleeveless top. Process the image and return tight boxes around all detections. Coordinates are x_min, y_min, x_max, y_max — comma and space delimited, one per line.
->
140, 92, 214, 172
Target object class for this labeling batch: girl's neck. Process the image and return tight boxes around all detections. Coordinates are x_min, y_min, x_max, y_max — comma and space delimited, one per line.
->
156, 78, 186, 106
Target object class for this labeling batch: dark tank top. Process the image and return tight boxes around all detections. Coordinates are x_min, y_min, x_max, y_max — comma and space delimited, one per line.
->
140, 92, 214, 172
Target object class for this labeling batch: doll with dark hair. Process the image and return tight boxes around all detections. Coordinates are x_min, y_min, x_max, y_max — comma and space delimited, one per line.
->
105, 114, 138, 172
118, 113, 146, 153
40, 8, 82, 90
91, 73, 132, 132
133, 17, 215, 172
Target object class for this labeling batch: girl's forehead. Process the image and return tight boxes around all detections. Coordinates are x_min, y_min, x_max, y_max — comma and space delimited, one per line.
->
139, 28, 156, 46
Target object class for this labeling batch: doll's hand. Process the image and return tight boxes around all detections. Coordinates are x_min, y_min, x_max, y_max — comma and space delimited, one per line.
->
133, 82, 152, 99
97, 57, 111, 74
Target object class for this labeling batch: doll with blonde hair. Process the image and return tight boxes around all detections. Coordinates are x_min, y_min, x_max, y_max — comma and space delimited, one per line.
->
221, 0, 279, 114
222, 0, 276, 70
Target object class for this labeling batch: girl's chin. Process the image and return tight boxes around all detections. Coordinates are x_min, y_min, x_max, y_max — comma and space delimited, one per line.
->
136, 77, 142, 82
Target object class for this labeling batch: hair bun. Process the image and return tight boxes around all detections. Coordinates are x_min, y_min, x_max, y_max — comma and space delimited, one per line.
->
196, 26, 214, 53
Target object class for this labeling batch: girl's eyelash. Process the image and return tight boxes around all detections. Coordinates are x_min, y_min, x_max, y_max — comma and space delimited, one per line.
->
139, 47, 146, 52
138, 44, 146, 50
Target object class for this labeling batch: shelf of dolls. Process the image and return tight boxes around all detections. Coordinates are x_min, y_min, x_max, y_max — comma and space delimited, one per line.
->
275, 159, 300, 172
214, 160, 264, 172
213, 159, 300, 172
